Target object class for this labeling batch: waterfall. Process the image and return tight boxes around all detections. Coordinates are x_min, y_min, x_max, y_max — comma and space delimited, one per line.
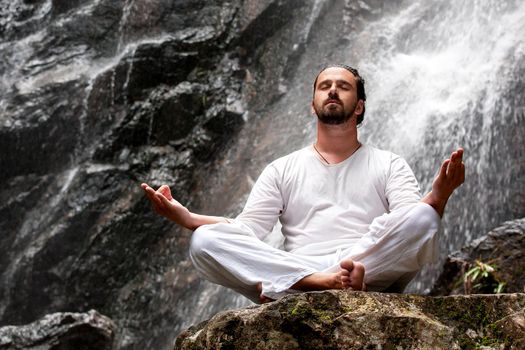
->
0, 0, 523, 349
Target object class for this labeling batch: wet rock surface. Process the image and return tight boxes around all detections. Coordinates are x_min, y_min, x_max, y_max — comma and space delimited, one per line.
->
1, 0, 524, 349
431, 217, 525, 296
0, 0, 324, 349
175, 290, 525, 350
0, 310, 115, 350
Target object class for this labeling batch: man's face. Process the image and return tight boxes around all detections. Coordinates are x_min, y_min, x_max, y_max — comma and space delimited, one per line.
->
312, 67, 362, 125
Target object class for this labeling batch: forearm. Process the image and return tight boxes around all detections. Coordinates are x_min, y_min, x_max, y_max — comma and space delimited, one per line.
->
186, 212, 230, 231
420, 191, 446, 218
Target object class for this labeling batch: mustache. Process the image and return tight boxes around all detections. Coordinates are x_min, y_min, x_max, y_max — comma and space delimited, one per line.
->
324, 97, 342, 105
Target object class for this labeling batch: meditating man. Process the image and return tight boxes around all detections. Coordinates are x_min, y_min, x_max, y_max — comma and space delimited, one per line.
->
141, 64, 465, 303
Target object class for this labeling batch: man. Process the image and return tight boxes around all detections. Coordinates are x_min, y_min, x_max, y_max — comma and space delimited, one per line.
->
141, 64, 465, 303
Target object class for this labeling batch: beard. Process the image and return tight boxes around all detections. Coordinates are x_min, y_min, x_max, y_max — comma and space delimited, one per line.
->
314, 100, 356, 125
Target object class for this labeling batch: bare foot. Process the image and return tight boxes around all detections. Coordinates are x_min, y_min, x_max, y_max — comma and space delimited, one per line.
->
291, 259, 365, 291
340, 259, 365, 290
256, 282, 274, 304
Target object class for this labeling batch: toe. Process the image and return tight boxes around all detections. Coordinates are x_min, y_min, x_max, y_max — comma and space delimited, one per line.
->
341, 276, 350, 288
340, 259, 354, 271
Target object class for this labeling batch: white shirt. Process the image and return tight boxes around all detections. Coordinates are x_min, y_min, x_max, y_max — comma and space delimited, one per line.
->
235, 144, 422, 256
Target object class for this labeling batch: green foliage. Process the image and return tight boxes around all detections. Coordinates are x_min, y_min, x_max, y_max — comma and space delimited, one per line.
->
463, 260, 506, 294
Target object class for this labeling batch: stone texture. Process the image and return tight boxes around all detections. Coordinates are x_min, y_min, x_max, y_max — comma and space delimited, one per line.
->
175, 290, 525, 350
0, 1, 325, 349
431, 218, 525, 296
0, 310, 115, 350
1, 1, 524, 349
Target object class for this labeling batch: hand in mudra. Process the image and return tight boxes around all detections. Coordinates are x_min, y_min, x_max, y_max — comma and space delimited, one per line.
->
432, 148, 465, 200
422, 147, 465, 217
141, 183, 192, 227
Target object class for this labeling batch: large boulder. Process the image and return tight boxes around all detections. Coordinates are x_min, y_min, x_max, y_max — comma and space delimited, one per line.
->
0, 310, 115, 350
175, 290, 525, 350
431, 218, 525, 296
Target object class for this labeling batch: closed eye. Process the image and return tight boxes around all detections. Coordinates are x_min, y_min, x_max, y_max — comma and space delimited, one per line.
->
338, 82, 351, 90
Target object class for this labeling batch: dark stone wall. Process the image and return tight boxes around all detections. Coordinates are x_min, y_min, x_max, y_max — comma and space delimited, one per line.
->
0, 1, 325, 349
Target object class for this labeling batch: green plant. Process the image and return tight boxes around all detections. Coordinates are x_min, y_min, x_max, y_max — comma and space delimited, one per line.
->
463, 260, 506, 294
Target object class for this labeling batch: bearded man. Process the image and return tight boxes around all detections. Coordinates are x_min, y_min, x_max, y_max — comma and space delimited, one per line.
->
141, 64, 465, 303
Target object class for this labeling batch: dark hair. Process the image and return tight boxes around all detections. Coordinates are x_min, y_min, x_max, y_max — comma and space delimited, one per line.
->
313, 64, 366, 125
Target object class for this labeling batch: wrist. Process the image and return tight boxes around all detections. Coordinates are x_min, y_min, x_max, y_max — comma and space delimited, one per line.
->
421, 191, 447, 218
187, 212, 199, 231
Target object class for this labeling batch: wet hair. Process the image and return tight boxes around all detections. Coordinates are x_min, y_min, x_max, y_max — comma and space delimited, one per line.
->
313, 64, 366, 125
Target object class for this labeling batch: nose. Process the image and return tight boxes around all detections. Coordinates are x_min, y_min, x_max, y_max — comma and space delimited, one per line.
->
328, 85, 338, 98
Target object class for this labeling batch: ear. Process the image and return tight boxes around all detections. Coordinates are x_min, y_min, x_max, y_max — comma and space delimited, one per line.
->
355, 100, 364, 116
311, 101, 316, 115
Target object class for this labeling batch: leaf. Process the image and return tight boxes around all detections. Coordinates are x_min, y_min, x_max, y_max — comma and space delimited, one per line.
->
484, 264, 495, 273
495, 282, 506, 294
471, 270, 480, 282
465, 267, 480, 278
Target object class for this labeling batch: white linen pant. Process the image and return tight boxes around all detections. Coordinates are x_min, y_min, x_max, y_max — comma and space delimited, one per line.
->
189, 203, 441, 303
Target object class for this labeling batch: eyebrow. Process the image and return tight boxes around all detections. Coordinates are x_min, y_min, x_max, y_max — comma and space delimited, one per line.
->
317, 79, 353, 87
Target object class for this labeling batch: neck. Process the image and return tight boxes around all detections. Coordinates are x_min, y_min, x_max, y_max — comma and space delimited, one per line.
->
315, 119, 360, 163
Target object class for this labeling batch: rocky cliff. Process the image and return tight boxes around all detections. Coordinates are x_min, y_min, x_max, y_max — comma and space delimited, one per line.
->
1, 1, 323, 348
1, 1, 524, 350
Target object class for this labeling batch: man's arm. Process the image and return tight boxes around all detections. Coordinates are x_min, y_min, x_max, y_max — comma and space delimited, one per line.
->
141, 183, 229, 230
421, 148, 465, 217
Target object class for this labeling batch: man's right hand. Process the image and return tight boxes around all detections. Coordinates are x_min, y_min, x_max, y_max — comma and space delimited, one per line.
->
141, 183, 194, 229
141, 183, 230, 230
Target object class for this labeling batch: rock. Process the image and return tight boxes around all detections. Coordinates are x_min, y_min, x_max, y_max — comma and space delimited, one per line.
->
2, 1, 524, 349
431, 218, 525, 296
175, 290, 525, 350
0, 0, 247, 337
0, 310, 115, 350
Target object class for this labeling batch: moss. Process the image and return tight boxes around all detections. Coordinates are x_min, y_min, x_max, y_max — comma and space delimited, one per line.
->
289, 300, 335, 323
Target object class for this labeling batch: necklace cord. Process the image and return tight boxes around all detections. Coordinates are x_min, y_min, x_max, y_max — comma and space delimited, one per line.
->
313, 142, 361, 165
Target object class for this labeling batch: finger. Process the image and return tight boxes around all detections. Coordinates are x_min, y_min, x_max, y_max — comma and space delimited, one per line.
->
158, 185, 173, 201
141, 184, 154, 194
143, 184, 159, 198
459, 162, 465, 184
155, 193, 174, 215
145, 187, 164, 208
456, 148, 464, 162
439, 159, 450, 179
447, 156, 459, 177
156, 192, 172, 206
453, 150, 463, 165
450, 150, 459, 164
450, 161, 465, 187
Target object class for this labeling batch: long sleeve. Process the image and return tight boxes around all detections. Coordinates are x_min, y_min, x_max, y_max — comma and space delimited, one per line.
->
385, 155, 422, 211
235, 164, 284, 240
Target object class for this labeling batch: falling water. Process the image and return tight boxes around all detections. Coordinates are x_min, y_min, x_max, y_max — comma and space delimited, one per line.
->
0, 1, 523, 349
117, 0, 135, 52
189, 0, 525, 316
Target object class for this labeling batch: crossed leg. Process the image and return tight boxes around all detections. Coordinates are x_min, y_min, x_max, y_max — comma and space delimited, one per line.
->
256, 259, 365, 303
189, 202, 438, 303
292, 259, 365, 291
